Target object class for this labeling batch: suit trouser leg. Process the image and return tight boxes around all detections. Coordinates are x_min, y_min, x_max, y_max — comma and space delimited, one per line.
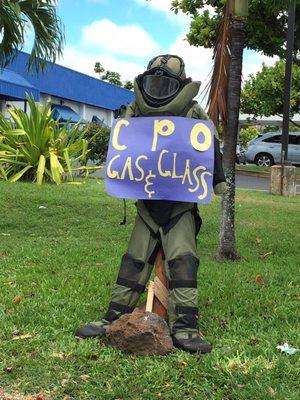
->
160, 210, 200, 340
102, 213, 158, 324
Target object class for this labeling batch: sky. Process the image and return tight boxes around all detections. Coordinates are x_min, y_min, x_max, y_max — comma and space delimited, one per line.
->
26, 0, 277, 105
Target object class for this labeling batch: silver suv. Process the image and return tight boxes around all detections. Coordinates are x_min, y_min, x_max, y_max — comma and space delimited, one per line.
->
245, 132, 300, 166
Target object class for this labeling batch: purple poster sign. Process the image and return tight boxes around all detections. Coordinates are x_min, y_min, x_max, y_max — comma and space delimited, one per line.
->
105, 117, 215, 203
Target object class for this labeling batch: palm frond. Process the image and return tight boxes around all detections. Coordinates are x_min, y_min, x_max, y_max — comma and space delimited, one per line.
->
0, 0, 64, 70
207, 0, 234, 128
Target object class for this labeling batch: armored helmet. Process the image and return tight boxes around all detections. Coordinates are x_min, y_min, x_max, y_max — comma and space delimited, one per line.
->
136, 54, 189, 107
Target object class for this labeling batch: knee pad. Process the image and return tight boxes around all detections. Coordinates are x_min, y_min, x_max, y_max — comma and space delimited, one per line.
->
117, 253, 146, 294
168, 255, 199, 333
168, 254, 199, 289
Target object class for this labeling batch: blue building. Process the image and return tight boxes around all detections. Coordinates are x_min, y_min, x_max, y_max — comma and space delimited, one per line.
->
0, 51, 135, 126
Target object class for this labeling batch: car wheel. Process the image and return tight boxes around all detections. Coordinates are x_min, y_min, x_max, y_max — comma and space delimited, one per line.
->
254, 153, 274, 167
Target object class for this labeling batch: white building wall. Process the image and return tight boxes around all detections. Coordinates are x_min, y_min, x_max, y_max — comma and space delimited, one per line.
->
83, 103, 112, 125
41, 94, 113, 126
4, 100, 25, 118
2, 94, 114, 126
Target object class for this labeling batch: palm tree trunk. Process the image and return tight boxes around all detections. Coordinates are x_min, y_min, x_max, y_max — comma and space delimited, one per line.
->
217, 16, 246, 260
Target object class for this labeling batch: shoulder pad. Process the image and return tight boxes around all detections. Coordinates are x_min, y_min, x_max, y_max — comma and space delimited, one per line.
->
125, 101, 139, 118
188, 104, 209, 120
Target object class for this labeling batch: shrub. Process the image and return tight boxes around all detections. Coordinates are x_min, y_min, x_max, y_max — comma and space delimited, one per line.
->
0, 96, 91, 184
239, 126, 259, 147
262, 125, 279, 133
85, 122, 110, 165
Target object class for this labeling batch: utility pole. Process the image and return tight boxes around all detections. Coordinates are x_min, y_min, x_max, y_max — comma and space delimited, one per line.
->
281, 0, 296, 162
271, 0, 297, 196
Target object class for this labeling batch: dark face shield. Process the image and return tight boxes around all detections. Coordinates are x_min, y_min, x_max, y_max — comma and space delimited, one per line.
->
142, 75, 181, 100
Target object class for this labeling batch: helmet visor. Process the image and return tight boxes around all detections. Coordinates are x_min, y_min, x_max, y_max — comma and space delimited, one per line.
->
142, 75, 180, 100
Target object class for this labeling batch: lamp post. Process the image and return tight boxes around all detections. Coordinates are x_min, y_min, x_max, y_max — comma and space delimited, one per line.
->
281, 0, 296, 163
270, 0, 297, 197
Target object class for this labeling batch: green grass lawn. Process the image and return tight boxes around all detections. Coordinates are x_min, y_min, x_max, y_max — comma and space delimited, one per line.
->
0, 181, 299, 400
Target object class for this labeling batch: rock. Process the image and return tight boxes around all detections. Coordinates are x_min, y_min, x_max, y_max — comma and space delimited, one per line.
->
106, 308, 175, 355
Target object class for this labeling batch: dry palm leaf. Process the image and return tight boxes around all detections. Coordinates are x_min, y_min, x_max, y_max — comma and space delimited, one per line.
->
207, 0, 234, 128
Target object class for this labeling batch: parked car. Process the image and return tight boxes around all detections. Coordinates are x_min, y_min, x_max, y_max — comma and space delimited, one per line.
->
236, 144, 247, 164
245, 132, 300, 166
220, 144, 246, 164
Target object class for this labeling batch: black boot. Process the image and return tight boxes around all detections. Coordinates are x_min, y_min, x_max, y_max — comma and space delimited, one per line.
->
75, 323, 106, 339
172, 333, 212, 354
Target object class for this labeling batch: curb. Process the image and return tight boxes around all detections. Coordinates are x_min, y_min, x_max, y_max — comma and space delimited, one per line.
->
236, 170, 300, 182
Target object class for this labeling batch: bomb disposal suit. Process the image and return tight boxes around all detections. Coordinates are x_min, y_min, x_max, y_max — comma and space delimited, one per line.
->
76, 55, 226, 353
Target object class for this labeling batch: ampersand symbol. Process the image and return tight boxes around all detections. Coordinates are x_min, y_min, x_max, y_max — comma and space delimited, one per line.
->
144, 170, 156, 199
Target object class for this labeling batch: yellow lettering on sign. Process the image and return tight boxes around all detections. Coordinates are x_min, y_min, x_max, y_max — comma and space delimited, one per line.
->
106, 154, 121, 179
190, 123, 212, 152
172, 153, 184, 179
158, 150, 171, 177
135, 155, 148, 182
188, 165, 212, 200
197, 171, 212, 200
112, 119, 129, 150
145, 170, 156, 198
182, 159, 193, 185
152, 119, 175, 151
120, 156, 134, 180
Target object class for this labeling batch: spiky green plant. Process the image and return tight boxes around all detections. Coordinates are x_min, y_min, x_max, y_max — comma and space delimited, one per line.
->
0, 96, 92, 184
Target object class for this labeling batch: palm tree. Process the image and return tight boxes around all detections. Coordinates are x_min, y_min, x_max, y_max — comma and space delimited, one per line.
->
0, 0, 64, 70
207, 0, 248, 260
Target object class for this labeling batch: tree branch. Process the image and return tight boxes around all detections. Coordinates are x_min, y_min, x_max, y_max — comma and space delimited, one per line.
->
275, 114, 300, 128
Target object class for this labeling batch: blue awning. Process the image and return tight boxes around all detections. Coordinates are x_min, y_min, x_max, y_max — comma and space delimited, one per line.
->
52, 104, 81, 123
92, 115, 108, 126
0, 69, 40, 101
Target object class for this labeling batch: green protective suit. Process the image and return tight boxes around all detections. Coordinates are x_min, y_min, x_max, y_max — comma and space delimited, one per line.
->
96, 79, 226, 341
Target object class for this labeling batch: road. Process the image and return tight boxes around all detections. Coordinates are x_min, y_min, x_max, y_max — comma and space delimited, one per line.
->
236, 174, 270, 191
236, 173, 300, 194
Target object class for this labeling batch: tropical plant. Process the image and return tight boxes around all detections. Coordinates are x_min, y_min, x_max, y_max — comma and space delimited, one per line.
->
241, 60, 300, 121
94, 61, 105, 78
239, 126, 259, 147
84, 123, 110, 165
172, 0, 300, 66
102, 71, 122, 86
171, 0, 250, 259
0, 0, 64, 70
172, 0, 300, 260
124, 81, 134, 90
94, 61, 133, 89
0, 97, 91, 184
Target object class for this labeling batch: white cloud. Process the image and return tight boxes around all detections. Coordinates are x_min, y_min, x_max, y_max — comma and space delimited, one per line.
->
59, 46, 144, 81
168, 34, 279, 93
58, 13, 278, 100
134, 0, 173, 13
168, 34, 213, 91
242, 51, 279, 81
82, 19, 160, 58
133, 0, 191, 28
87, 0, 107, 3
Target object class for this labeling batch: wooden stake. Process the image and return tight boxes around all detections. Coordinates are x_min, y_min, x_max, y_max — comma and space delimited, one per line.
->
145, 250, 169, 319
153, 276, 168, 310
145, 281, 155, 312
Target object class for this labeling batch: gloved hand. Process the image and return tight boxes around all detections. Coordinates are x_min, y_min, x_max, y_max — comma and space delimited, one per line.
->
214, 181, 227, 195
